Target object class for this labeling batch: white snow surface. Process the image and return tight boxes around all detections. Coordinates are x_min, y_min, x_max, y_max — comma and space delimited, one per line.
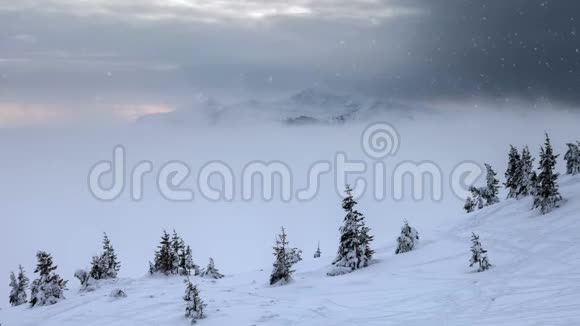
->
2, 105, 580, 325
3, 175, 580, 325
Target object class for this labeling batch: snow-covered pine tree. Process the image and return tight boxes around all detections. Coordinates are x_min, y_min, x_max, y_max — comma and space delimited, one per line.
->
288, 247, 303, 265
171, 230, 185, 275
469, 233, 492, 272
101, 233, 120, 278
200, 258, 224, 279
90, 233, 120, 280
504, 145, 522, 199
564, 142, 580, 175
395, 220, 419, 254
269, 227, 294, 285
153, 230, 175, 275
533, 133, 563, 214
29, 251, 68, 307
463, 195, 476, 213
89, 255, 104, 280
16, 265, 28, 305
529, 171, 539, 197
360, 222, 374, 262
8, 272, 18, 306
9, 265, 28, 306
17, 265, 29, 304
177, 244, 187, 276
193, 260, 201, 276
184, 279, 206, 321
462, 164, 499, 211
74, 269, 97, 292
328, 185, 374, 276
517, 146, 535, 198
482, 163, 500, 206
468, 186, 485, 210
179, 245, 198, 276
313, 242, 321, 258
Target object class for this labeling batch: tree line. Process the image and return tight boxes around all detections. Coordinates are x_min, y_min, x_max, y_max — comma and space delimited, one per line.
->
464, 133, 575, 215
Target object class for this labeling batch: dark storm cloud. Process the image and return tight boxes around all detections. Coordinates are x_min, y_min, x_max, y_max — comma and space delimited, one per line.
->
362, 0, 580, 104
0, 0, 579, 107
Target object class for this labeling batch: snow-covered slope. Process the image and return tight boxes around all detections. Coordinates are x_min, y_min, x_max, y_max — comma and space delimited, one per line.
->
3, 175, 580, 325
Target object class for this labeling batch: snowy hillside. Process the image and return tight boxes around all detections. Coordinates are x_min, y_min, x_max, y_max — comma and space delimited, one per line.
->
3, 175, 580, 325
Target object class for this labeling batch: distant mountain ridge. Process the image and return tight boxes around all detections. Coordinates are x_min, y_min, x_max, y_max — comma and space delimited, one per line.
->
137, 88, 416, 127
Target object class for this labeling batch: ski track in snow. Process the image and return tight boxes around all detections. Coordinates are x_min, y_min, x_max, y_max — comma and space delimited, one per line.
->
3, 176, 580, 325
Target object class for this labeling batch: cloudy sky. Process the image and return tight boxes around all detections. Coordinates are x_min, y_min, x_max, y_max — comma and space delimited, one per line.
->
0, 0, 579, 126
